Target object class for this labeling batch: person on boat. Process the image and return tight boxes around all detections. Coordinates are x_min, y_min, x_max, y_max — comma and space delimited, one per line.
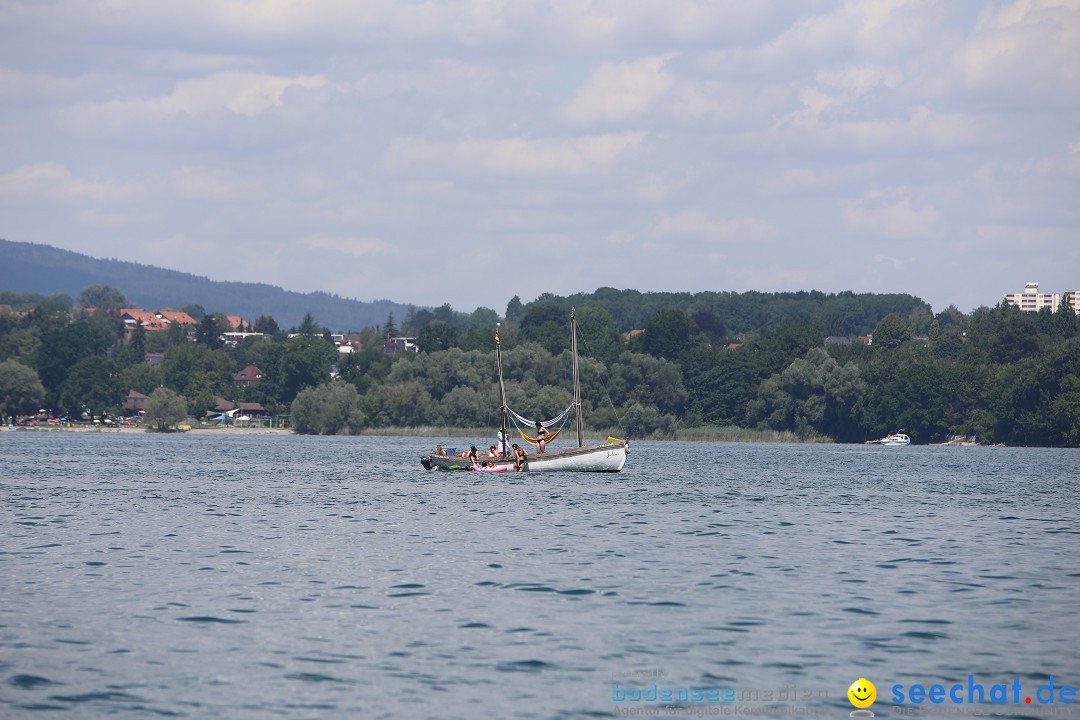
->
467, 444, 479, 464
512, 443, 528, 471
534, 421, 548, 454
496, 430, 506, 457
488, 444, 498, 458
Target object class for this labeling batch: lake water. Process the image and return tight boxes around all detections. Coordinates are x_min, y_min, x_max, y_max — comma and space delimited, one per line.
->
1, 433, 1078, 719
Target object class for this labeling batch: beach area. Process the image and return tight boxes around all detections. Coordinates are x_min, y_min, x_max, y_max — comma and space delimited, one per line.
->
4, 424, 293, 435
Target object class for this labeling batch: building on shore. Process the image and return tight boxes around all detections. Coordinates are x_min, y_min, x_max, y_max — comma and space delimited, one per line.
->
1004, 282, 1059, 313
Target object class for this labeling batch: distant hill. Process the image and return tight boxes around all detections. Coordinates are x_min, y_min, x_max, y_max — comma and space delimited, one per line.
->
0, 239, 413, 330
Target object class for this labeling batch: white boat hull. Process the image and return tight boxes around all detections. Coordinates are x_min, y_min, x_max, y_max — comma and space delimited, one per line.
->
869, 433, 911, 446
424, 441, 628, 473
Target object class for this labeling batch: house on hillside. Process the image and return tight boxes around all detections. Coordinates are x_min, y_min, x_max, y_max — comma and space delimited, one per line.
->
383, 335, 418, 355
213, 397, 237, 414
120, 309, 168, 334
222, 331, 264, 345
122, 390, 148, 413
233, 365, 263, 387
237, 402, 266, 418
157, 310, 197, 326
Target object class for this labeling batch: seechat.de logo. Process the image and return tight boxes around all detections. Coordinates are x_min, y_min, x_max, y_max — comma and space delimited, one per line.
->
891, 676, 1076, 706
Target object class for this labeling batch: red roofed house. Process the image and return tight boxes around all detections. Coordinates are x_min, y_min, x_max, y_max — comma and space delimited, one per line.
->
213, 397, 237, 413
120, 309, 168, 333
233, 365, 263, 387
226, 316, 245, 331
237, 402, 267, 418
157, 310, 197, 326
123, 390, 148, 413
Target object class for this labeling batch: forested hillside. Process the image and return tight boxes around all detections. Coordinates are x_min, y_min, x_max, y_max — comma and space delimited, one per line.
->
1, 284, 1077, 446
0, 239, 410, 330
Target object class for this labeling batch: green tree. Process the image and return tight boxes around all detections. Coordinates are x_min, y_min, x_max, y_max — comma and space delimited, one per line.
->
180, 305, 206, 321
687, 349, 758, 426
1054, 294, 1077, 338
57, 356, 120, 418
292, 382, 367, 435
621, 402, 675, 438
253, 315, 281, 336
78, 284, 128, 310
506, 295, 524, 321
575, 306, 622, 364
143, 387, 189, 431
119, 321, 148, 367
383, 312, 397, 338
746, 348, 867, 440
159, 343, 231, 396
872, 314, 912, 349
196, 313, 228, 349
0, 359, 46, 419
642, 309, 696, 360
278, 335, 337, 403
34, 314, 119, 408
164, 318, 189, 346
1052, 375, 1080, 447
119, 363, 161, 396
417, 320, 461, 353
295, 312, 321, 335
518, 302, 572, 355
373, 380, 433, 426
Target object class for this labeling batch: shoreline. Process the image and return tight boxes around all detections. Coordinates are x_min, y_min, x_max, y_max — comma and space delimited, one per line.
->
4, 425, 1009, 446
4, 424, 830, 443
4, 425, 292, 435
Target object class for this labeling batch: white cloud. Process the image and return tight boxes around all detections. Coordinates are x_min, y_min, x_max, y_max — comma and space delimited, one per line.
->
382, 132, 645, 176
58, 72, 326, 131
841, 188, 939, 238
0, 162, 135, 204
654, 209, 776, 242
169, 166, 262, 202
953, 0, 1080, 96
562, 56, 672, 125
303, 233, 396, 258
632, 173, 671, 202
872, 254, 909, 270
0, 67, 84, 102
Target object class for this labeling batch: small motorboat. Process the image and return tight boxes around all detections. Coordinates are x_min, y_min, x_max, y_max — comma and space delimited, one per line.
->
869, 433, 911, 446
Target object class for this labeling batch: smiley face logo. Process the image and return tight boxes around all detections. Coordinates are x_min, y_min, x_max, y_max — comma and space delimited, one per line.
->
848, 678, 876, 709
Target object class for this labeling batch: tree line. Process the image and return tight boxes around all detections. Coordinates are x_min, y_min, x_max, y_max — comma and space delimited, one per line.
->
0, 285, 1077, 446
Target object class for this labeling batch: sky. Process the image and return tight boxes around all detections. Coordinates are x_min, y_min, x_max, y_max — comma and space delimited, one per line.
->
1, 1, 1078, 316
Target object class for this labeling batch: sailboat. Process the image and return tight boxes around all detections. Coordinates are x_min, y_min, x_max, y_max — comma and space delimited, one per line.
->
420, 308, 630, 472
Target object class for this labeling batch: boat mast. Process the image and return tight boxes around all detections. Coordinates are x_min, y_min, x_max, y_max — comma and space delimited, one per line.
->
570, 308, 583, 448
495, 323, 509, 458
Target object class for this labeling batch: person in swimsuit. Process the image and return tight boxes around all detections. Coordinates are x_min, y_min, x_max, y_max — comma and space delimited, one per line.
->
467, 444, 479, 464
534, 421, 548, 454
512, 443, 528, 471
